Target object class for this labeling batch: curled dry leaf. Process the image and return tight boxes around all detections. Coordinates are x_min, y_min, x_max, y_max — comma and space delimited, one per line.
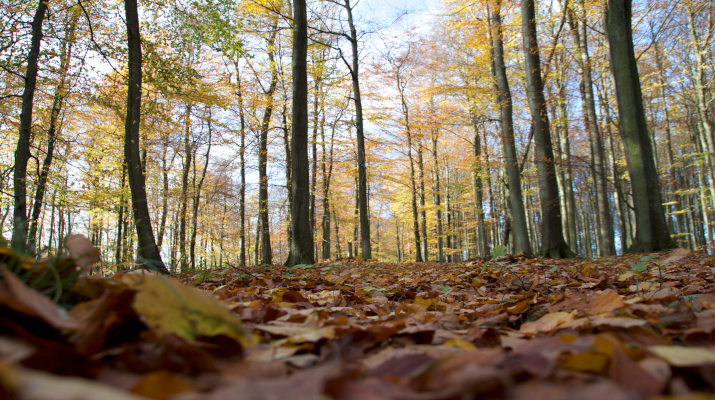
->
64, 235, 100, 275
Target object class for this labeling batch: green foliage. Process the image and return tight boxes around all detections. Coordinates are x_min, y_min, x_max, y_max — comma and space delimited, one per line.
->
491, 245, 507, 260
0, 245, 82, 306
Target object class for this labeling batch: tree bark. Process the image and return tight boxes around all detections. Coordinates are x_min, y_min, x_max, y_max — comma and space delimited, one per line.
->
417, 139, 428, 261
11, 0, 48, 252
234, 61, 247, 266
490, 1, 532, 255
344, 0, 371, 259
287, 0, 314, 266
606, 0, 674, 252
392, 60, 423, 262
469, 115, 487, 259
27, 11, 78, 253
432, 133, 444, 262
123, 0, 167, 273
321, 112, 336, 260
567, 0, 615, 256
179, 104, 193, 271
258, 18, 280, 266
190, 113, 211, 269
522, 0, 573, 258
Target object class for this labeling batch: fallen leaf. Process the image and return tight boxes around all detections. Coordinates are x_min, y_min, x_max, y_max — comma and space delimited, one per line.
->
130, 275, 256, 348
0, 269, 80, 330
64, 235, 100, 274
520, 311, 576, 335
649, 346, 715, 367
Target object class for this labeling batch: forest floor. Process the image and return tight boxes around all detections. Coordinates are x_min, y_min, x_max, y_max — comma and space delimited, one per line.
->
1, 247, 715, 399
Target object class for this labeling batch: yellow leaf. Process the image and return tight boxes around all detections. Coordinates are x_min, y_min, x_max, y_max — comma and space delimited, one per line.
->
131, 275, 257, 349
520, 311, 576, 335
414, 297, 437, 309
560, 351, 610, 373
442, 338, 477, 351
649, 346, 715, 367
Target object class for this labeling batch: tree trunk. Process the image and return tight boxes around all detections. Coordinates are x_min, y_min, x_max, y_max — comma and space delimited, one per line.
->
490, 1, 532, 255
190, 113, 211, 269
258, 18, 280, 266
287, 0, 314, 266
344, 0, 371, 259
567, 1, 615, 256
417, 140, 428, 261
234, 62, 248, 267
156, 141, 170, 248
521, 0, 573, 258
606, 0, 674, 252
321, 112, 336, 260
179, 104, 193, 270
122, 0, 167, 273
27, 12, 78, 253
393, 66, 423, 262
115, 166, 126, 264
11, 0, 48, 252
469, 115, 487, 259
432, 133, 444, 262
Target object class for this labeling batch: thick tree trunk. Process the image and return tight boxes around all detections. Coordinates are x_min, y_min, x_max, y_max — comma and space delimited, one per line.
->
606, 0, 674, 252
344, 0, 371, 259
521, 0, 573, 258
123, 0, 167, 273
12, 0, 48, 252
287, 0, 314, 266
490, 2, 532, 255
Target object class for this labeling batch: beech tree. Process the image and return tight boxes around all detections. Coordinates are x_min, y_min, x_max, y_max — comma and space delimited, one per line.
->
606, 0, 675, 252
123, 0, 167, 273
287, 0, 314, 266
11, 0, 48, 253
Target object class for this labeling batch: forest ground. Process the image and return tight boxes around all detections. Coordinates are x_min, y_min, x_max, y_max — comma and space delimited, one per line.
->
1, 247, 715, 399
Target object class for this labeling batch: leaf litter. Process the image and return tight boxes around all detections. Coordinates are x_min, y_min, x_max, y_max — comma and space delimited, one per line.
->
1, 244, 715, 399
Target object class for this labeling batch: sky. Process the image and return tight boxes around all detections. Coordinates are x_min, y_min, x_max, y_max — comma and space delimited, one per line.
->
355, 0, 442, 31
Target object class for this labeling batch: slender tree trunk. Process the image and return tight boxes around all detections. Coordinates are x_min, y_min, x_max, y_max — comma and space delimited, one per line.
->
568, 0, 615, 256
190, 114, 211, 269
344, 0, 371, 259
522, 0, 573, 258
469, 117, 487, 259
11, 0, 48, 252
28, 12, 78, 252
333, 202, 341, 258
321, 114, 336, 260
179, 104, 193, 270
234, 63, 248, 266
606, 0, 674, 252
287, 0, 314, 266
417, 140, 428, 261
490, 1, 532, 255
115, 165, 126, 264
122, 0, 167, 273
432, 133, 444, 262
258, 18, 280, 266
